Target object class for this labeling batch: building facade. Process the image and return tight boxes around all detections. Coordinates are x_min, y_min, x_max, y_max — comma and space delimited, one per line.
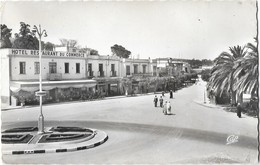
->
1, 48, 192, 108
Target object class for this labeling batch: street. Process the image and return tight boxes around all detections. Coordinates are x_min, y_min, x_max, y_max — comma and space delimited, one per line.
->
2, 79, 258, 164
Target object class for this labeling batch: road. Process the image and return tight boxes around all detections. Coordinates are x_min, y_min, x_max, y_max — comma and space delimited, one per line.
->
2, 78, 258, 164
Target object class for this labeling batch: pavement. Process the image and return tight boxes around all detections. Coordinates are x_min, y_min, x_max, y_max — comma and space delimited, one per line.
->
1, 92, 158, 111
2, 78, 258, 164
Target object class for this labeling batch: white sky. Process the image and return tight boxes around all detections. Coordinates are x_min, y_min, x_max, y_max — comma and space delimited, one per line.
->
1, 1, 257, 60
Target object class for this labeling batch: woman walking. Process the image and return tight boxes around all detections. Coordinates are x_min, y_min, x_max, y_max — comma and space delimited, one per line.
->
159, 96, 164, 107
163, 100, 168, 115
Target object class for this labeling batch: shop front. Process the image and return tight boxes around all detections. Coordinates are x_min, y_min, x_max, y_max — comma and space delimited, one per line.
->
10, 80, 97, 106
94, 78, 120, 97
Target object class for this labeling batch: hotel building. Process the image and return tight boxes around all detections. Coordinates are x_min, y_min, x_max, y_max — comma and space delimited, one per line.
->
0, 48, 191, 108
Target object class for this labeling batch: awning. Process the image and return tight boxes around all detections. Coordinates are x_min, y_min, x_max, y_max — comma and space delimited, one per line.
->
10, 80, 97, 93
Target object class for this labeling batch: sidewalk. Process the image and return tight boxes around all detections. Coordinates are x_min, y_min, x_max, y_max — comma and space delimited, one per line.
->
193, 100, 219, 109
1, 92, 157, 111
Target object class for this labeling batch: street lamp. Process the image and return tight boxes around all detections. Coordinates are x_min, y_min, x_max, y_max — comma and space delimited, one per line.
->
33, 25, 47, 134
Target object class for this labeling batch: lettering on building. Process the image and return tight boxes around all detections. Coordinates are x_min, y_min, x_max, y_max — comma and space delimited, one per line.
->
10, 49, 85, 58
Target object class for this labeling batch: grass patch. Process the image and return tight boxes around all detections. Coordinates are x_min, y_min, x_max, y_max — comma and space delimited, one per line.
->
3, 127, 38, 133
2, 134, 33, 144
38, 133, 92, 143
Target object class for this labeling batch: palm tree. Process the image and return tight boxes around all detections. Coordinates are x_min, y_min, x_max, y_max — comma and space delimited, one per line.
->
209, 45, 246, 106
233, 41, 258, 98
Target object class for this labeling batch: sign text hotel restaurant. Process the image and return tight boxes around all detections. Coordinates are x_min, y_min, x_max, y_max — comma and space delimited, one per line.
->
10, 49, 86, 58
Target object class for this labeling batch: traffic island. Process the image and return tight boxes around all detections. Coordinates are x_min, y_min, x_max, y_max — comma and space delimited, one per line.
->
2, 126, 108, 155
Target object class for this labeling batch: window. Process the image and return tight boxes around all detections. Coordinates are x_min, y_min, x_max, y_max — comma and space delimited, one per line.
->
88, 63, 92, 71
34, 62, 40, 74
76, 63, 80, 73
99, 64, 104, 77
126, 65, 130, 75
19, 62, 26, 74
153, 66, 157, 72
153, 66, 157, 76
99, 63, 103, 71
143, 65, 146, 73
88, 63, 93, 76
134, 65, 138, 74
111, 64, 115, 72
65, 63, 69, 73
49, 62, 57, 73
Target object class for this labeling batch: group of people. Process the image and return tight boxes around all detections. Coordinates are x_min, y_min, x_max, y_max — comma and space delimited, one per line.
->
153, 90, 174, 115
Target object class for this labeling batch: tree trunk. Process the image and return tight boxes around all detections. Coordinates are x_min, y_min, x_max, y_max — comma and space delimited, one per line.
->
231, 91, 236, 106
230, 75, 236, 106
237, 92, 243, 104
154, 80, 158, 93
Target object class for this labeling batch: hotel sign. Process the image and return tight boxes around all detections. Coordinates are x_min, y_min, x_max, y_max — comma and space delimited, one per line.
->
10, 49, 86, 58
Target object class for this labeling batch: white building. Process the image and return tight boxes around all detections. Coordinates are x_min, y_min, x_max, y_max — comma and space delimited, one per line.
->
0, 48, 157, 108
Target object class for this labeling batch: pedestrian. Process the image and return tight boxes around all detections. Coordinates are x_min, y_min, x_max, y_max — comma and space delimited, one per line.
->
154, 95, 158, 107
237, 103, 242, 118
170, 90, 173, 99
163, 101, 167, 115
159, 96, 164, 107
167, 101, 172, 115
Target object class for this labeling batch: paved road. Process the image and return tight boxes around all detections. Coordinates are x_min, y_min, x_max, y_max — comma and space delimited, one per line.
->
2, 78, 258, 164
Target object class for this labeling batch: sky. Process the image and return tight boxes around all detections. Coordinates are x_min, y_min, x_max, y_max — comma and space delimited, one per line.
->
0, 0, 257, 60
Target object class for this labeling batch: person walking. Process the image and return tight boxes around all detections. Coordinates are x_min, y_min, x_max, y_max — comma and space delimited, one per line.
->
167, 101, 172, 115
159, 96, 164, 107
162, 91, 165, 97
154, 95, 158, 107
163, 100, 167, 115
237, 103, 242, 118
170, 90, 173, 99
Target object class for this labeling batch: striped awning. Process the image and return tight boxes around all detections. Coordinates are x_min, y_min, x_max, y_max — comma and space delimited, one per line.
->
10, 80, 97, 93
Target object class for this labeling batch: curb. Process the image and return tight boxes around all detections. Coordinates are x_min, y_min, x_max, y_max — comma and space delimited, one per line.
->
2, 93, 157, 111
193, 100, 219, 109
2, 135, 108, 155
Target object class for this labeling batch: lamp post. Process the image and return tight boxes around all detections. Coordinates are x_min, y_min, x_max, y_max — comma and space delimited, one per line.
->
33, 25, 47, 134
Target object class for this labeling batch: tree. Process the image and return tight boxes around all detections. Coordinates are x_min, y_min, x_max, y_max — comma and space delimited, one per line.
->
90, 49, 99, 55
44, 42, 55, 51
233, 41, 258, 97
59, 39, 78, 47
201, 69, 211, 82
201, 59, 214, 66
111, 44, 131, 58
12, 22, 40, 50
209, 45, 246, 106
0, 24, 12, 48
121, 77, 132, 95
189, 59, 202, 68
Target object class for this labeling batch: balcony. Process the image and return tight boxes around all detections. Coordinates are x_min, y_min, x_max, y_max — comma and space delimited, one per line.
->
47, 73, 62, 81
110, 71, 117, 77
98, 71, 105, 77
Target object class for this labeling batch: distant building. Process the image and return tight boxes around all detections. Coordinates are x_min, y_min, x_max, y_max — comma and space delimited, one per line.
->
156, 58, 191, 77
